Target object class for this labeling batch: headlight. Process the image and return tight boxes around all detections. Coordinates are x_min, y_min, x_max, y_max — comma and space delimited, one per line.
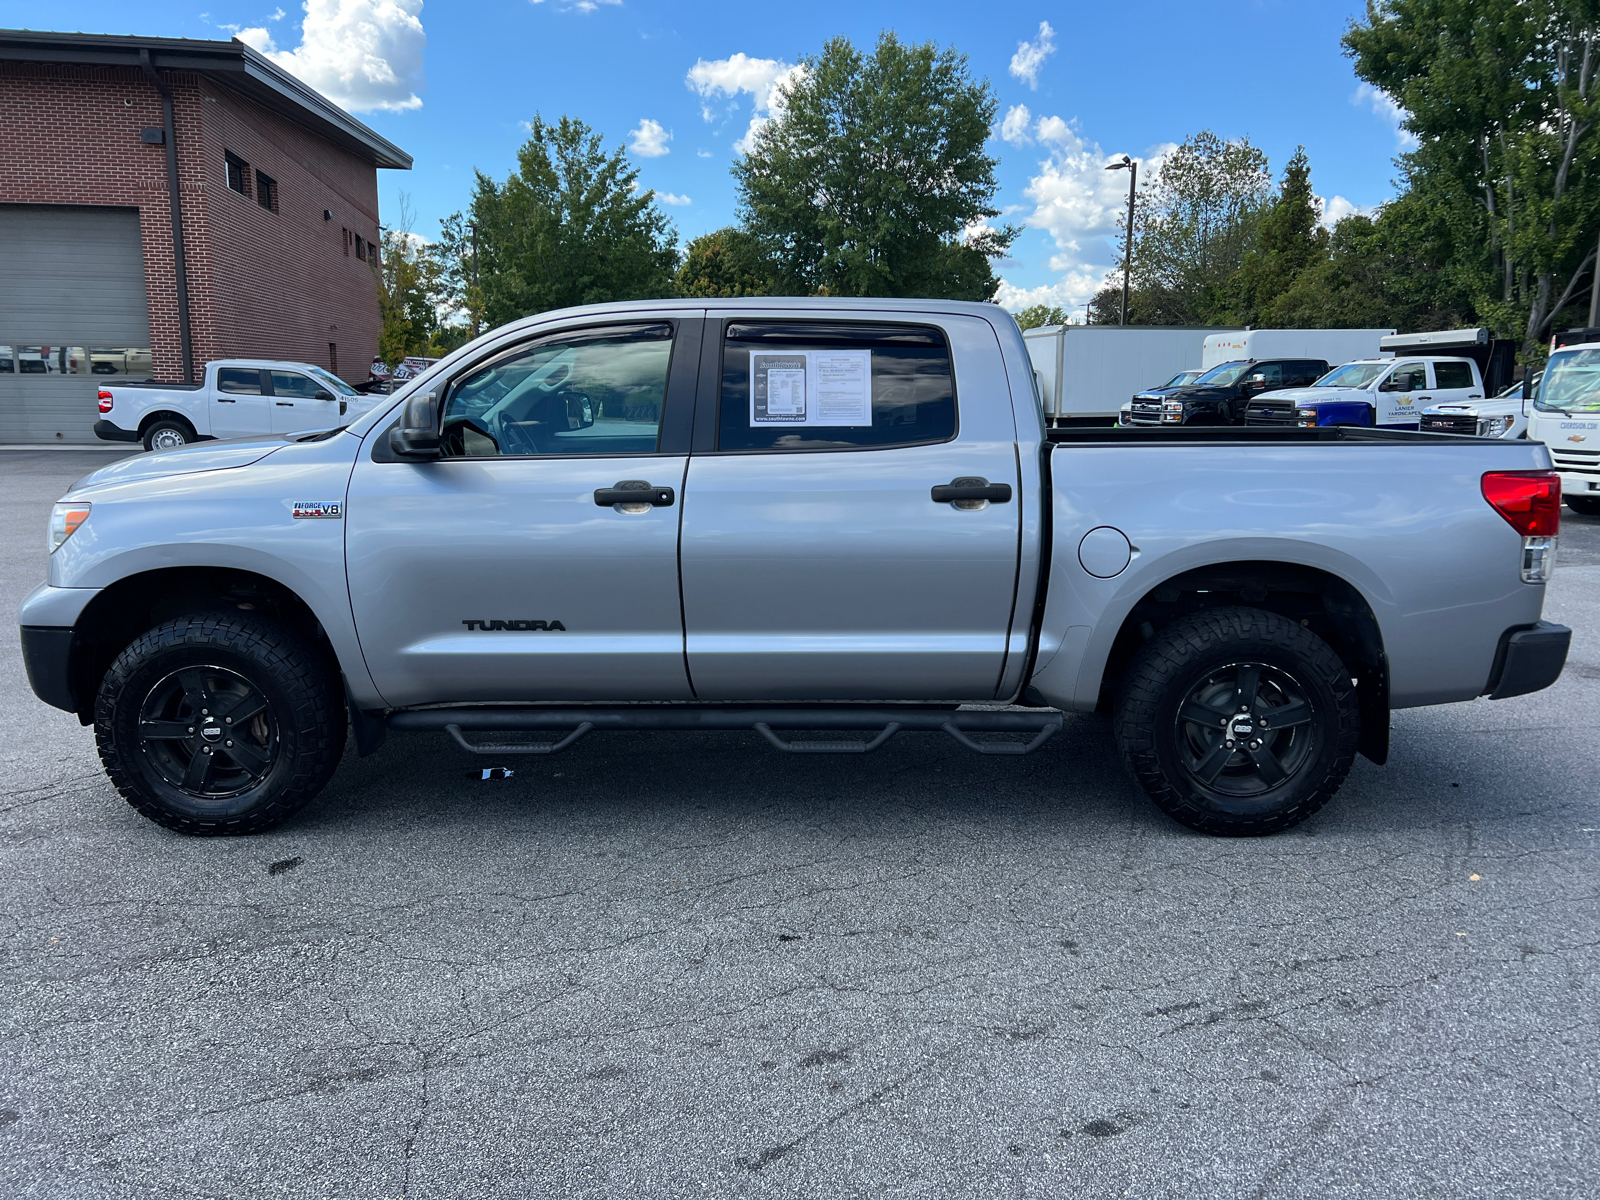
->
1296, 407, 1318, 427
1479, 415, 1514, 437
48, 502, 91, 553
1161, 399, 1184, 423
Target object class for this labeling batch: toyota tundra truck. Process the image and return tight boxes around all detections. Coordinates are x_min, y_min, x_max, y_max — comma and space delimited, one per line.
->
20, 298, 1573, 839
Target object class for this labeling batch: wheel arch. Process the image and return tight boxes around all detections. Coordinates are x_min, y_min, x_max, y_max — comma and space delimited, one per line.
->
137, 410, 198, 439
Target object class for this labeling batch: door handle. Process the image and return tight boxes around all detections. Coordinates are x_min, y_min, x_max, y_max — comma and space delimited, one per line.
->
594, 482, 674, 507
217, 397, 235, 403
276, 401, 294, 407
932, 478, 1012, 504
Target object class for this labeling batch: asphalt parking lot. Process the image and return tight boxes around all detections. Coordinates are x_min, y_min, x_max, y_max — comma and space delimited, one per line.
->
2, 448, 1598, 1200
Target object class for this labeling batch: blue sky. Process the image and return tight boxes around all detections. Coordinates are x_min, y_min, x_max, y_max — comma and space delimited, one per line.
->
7, 0, 1411, 314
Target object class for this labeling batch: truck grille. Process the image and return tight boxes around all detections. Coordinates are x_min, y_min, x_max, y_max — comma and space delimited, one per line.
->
1128, 398, 1165, 425
1420, 412, 1478, 435
1550, 447, 1600, 476
1245, 400, 1297, 426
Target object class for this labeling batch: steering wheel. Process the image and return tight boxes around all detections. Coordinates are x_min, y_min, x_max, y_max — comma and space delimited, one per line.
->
496, 414, 543, 456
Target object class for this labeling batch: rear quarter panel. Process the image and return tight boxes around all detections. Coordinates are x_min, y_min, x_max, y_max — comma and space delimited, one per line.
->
1032, 439, 1553, 711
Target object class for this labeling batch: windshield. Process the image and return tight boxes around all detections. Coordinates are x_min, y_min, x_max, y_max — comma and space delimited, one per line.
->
307, 366, 358, 396
1159, 370, 1200, 388
1314, 362, 1389, 389
1536, 350, 1600, 413
1195, 361, 1250, 387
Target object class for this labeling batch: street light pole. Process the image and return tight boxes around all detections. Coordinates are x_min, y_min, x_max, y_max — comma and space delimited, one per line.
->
1105, 155, 1137, 326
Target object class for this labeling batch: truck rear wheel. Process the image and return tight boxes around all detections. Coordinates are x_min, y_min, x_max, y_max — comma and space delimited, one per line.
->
1566, 495, 1600, 517
1114, 607, 1359, 836
94, 614, 345, 836
142, 419, 193, 452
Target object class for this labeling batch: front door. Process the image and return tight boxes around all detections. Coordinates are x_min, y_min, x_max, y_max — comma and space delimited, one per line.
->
211, 367, 273, 438
268, 368, 341, 434
346, 317, 701, 707
679, 315, 1022, 701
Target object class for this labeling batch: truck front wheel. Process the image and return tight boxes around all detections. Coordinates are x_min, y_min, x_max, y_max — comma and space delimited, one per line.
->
1114, 607, 1360, 836
94, 614, 346, 835
1566, 495, 1600, 517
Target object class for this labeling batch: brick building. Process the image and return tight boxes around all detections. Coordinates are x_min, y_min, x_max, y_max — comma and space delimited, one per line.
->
0, 30, 411, 442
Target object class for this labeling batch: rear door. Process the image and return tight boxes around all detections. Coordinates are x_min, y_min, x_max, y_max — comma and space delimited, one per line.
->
678, 314, 1022, 700
1428, 360, 1480, 407
345, 315, 701, 707
210, 367, 272, 438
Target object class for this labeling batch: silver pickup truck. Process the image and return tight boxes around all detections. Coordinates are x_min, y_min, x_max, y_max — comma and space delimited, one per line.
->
19, 299, 1572, 839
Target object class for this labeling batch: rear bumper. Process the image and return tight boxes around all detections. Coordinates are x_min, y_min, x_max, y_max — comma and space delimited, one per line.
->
20, 626, 76, 713
1485, 621, 1572, 700
93, 420, 140, 443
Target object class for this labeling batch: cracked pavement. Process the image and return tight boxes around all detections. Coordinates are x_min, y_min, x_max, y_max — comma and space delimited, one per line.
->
2, 449, 1598, 1199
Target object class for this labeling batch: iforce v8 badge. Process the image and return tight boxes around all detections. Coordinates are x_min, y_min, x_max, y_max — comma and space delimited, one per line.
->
292, 500, 343, 519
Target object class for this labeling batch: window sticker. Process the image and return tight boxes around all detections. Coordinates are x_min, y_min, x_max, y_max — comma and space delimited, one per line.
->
749, 349, 872, 426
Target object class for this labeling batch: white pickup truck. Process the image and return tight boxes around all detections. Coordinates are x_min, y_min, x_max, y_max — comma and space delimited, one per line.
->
93, 359, 371, 451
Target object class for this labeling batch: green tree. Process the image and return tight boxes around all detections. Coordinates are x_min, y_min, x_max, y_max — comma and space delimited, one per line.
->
1229, 147, 1329, 324
1013, 304, 1068, 331
1346, 0, 1600, 356
470, 115, 679, 328
431, 211, 485, 340
734, 32, 1017, 300
675, 227, 773, 297
376, 197, 442, 368
1089, 131, 1274, 324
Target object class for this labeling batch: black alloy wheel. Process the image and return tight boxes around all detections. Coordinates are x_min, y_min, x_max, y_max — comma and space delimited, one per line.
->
1114, 606, 1360, 836
135, 665, 280, 798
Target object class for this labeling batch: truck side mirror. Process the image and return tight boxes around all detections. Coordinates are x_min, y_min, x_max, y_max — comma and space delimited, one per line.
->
1378, 378, 1395, 392
314, 388, 334, 401
567, 393, 594, 430
388, 386, 443, 459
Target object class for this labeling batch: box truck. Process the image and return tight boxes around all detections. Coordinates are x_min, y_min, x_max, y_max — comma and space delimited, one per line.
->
1023, 325, 1239, 425
1199, 329, 1396, 371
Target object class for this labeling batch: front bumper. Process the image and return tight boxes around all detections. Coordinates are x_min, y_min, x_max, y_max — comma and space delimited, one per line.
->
93, 420, 140, 443
20, 626, 76, 712
1485, 621, 1572, 700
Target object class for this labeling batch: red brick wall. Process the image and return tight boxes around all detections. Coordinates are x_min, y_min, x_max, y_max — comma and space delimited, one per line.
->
0, 60, 384, 383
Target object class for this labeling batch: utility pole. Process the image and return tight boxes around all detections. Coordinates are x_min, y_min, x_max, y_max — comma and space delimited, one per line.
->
1105, 156, 1137, 325
469, 220, 481, 338
1588, 224, 1600, 328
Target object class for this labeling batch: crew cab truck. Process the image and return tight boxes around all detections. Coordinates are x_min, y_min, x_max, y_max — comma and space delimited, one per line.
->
93, 359, 369, 452
20, 298, 1573, 841
1528, 340, 1600, 515
1246, 356, 1483, 429
1126, 357, 1329, 425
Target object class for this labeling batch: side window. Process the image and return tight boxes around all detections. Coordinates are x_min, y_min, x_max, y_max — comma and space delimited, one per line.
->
271, 371, 324, 399
1294, 361, 1326, 386
1433, 361, 1474, 389
438, 323, 673, 458
718, 322, 955, 452
217, 368, 264, 394
1392, 363, 1427, 392
1251, 362, 1284, 387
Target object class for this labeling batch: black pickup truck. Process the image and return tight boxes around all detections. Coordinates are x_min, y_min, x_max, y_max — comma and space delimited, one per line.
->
1127, 358, 1329, 426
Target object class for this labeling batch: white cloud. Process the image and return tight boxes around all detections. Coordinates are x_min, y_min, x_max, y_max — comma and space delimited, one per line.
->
531, 0, 620, 11
1009, 21, 1056, 90
269, 6, 286, 18
1318, 193, 1376, 230
656, 192, 692, 206
995, 113, 1175, 311
629, 118, 671, 157
696, 148, 712, 158
1352, 82, 1418, 150
686, 53, 804, 154
1000, 104, 1032, 145
239, 0, 426, 114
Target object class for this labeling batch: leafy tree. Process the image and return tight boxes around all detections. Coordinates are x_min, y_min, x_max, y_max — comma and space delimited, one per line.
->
376, 197, 442, 368
1345, 0, 1600, 356
1013, 304, 1068, 331
431, 211, 485, 339
676, 227, 773, 297
469, 115, 679, 328
1089, 131, 1274, 324
1229, 147, 1329, 324
734, 32, 1017, 300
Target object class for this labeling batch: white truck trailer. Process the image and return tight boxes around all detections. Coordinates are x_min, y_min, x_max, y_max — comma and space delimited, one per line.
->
1023, 325, 1238, 425
1200, 329, 1396, 371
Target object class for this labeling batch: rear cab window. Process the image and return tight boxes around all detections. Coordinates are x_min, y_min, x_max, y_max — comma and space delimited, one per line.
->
717, 321, 956, 451
1432, 361, 1474, 389
217, 368, 265, 394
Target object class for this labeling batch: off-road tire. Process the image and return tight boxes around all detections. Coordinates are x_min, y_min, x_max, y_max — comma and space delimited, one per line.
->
142, 419, 194, 452
1114, 606, 1360, 837
1565, 495, 1600, 517
95, 614, 345, 835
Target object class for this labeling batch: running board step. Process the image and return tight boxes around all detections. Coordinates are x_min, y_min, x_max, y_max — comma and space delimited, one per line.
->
390, 707, 1064, 757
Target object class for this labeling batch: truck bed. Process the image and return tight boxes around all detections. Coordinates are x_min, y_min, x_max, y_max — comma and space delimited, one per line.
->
109, 381, 205, 392
1045, 425, 1509, 446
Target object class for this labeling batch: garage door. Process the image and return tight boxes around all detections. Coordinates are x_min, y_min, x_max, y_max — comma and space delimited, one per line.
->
0, 204, 150, 444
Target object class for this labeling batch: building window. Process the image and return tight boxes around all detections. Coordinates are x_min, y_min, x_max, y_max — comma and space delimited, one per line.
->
255, 170, 277, 212
225, 151, 250, 196
342, 227, 351, 256
355, 235, 367, 261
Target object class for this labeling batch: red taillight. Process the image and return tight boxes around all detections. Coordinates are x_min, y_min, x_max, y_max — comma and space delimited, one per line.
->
97, 389, 113, 413
1482, 470, 1561, 537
